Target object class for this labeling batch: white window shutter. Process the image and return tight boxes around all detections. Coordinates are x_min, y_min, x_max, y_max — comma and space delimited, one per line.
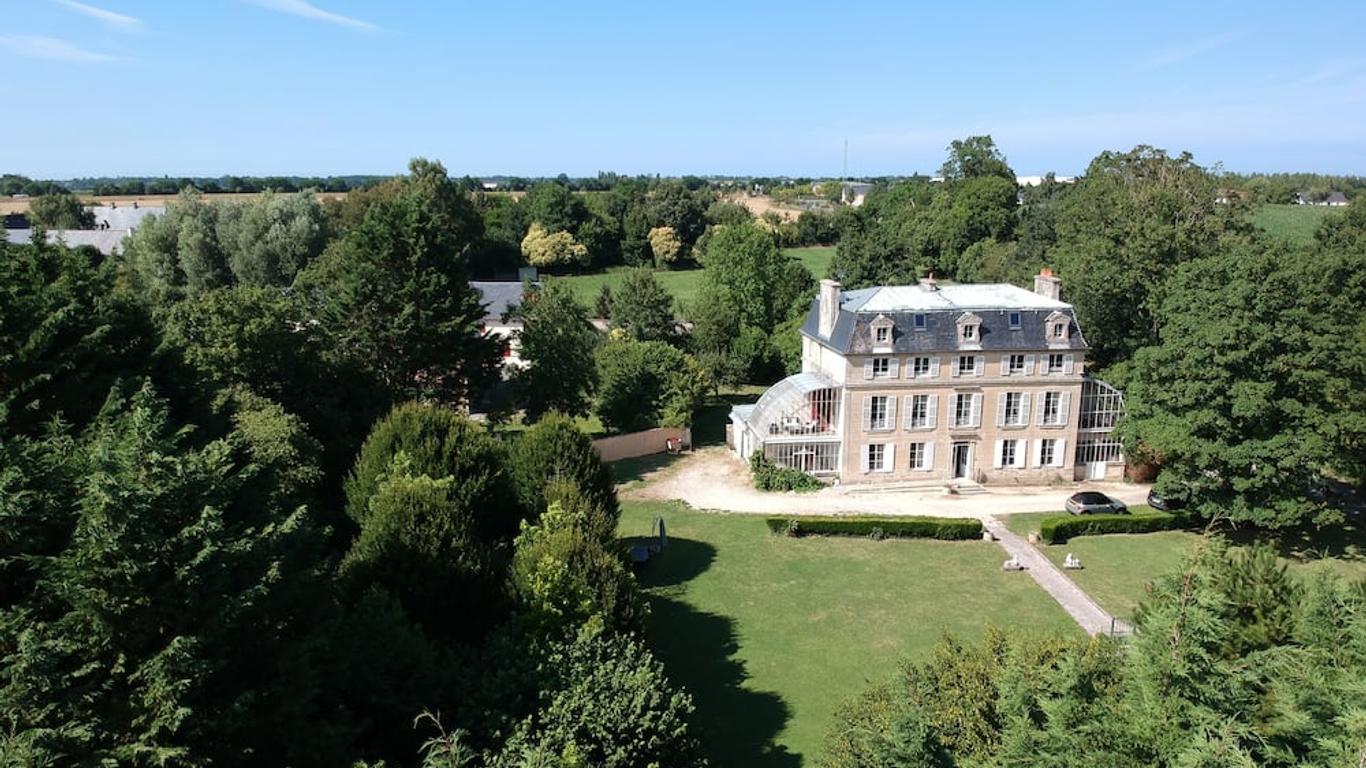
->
864, 359, 874, 379
886, 396, 897, 430
862, 396, 871, 431
1013, 441, 1026, 468
1053, 439, 1067, 467
926, 395, 938, 429
885, 444, 895, 471
1019, 393, 1031, 426
903, 396, 915, 430
905, 359, 915, 379
993, 439, 1004, 469
1059, 392, 1071, 425
1001, 355, 1011, 376
971, 394, 983, 427
888, 358, 900, 378
1032, 439, 1043, 468
861, 445, 871, 473
930, 356, 941, 377
951, 355, 960, 377
996, 393, 1007, 426
924, 441, 935, 469
1024, 354, 1035, 375
974, 356, 984, 376
1063, 354, 1075, 374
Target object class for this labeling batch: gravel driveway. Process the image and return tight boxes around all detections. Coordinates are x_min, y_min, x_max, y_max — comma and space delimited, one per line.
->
622, 447, 1150, 519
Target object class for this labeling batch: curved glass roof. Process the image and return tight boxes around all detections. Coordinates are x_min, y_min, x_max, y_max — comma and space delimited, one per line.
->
744, 372, 838, 436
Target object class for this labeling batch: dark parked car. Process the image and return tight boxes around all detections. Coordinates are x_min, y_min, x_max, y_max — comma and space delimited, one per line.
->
1146, 488, 1186, 511
1065, 491, 1128, 515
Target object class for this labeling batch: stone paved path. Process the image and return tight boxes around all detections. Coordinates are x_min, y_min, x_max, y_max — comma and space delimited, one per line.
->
982, 516, 1133, 637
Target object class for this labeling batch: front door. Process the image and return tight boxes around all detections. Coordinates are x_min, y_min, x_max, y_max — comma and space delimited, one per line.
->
1087, 461, 1107, 480
951, 442, 971, 480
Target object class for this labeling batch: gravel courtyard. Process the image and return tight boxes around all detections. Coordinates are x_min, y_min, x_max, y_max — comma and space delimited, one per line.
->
622, 446, 1150, 518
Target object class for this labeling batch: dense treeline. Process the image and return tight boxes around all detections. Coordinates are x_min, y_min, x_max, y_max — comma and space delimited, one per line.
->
822, 542, 1366, 768
0, 160, 704, 765
831, 138, 1365, 530
1220, 171, 1364, 204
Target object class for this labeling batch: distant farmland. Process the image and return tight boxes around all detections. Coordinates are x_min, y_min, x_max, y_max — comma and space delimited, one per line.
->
0, 191, 351, 216
1248, 203, 1343, 245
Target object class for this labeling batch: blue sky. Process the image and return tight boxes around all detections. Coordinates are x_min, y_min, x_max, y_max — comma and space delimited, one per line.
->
2, 0, 1364, 178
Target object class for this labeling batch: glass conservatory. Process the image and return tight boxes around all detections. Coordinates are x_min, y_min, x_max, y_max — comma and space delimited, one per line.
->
1075, 377, 1126, 479
730, 372, 843, 476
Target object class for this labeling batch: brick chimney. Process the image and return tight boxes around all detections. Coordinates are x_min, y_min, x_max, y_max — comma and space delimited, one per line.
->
1034, 268, 1061, 301
818, 279, 841, 337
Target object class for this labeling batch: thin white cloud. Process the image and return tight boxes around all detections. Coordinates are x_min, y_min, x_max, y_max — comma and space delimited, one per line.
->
0, 34, 120, 62
1140, 29, 1246, 70
50, 0, 143, 30
242, 0, 380, 32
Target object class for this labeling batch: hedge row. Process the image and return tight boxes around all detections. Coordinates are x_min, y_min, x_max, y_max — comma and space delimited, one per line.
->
1039, 512, 1182, 544
765, 515, 983, 540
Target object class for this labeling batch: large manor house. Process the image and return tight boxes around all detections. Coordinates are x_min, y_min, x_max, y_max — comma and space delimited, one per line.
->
730, 269, 1125, 485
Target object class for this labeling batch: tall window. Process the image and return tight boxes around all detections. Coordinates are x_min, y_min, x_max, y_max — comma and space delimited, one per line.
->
865, 443, 890, 472
909, 442, 929, 470
1043, 392, 1062, 425
958, 355, 977, 376
1040, 439, 1056, 467
954, 393, 974, 427
1003, 392, 1023, 425
869, 396, 890, 430
910, 394, 929, 428
1047, 353, 1066, 373
1000, 440, 1018, 467
1008, 354, 1026, 374
871, 357, 891, 377
912, 356, 932, 377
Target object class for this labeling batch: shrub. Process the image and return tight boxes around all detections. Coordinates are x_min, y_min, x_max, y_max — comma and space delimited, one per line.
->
508, 412, 618, 523
764, 515, 983, 540
1039, 512, 1182, 544
749, 451, 824, 492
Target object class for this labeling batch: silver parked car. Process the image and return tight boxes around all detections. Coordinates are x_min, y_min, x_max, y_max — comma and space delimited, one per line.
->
1065, 491, 1128, 515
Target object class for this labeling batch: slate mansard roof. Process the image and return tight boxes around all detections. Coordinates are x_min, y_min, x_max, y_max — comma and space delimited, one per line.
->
801, 283, 1089, 354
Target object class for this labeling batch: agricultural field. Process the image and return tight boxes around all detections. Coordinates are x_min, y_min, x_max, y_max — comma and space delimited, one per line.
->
619, 501, 1078, 766
1248, 203, 1341, 244
558, 246, 835, 311
0, 191, 349, 215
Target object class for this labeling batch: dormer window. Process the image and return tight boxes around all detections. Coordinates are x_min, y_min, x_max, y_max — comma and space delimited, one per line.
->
1009, 312, 1021, 329
913, 314, 926, 330
869, 315, 895, 348
1044, 311, 1071, 343
955, 312, 982, 346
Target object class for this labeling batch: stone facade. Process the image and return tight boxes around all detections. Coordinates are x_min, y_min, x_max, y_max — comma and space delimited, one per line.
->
732, 270, 1126, 485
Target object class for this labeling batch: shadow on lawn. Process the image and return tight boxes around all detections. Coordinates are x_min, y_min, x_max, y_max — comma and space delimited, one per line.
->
635, 538, 800, 768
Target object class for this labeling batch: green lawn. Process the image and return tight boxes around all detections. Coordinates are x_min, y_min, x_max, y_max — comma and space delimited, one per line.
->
621, 501, 1079, 767
1248, 204, 1340, 244
783, 246, 836, 280
557, 246, 836, 313
999, 510, 1366, 621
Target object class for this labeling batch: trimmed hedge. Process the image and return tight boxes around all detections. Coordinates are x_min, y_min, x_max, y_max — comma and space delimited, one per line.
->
1039, 512, 1182, 544
764, 515, 983, 540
